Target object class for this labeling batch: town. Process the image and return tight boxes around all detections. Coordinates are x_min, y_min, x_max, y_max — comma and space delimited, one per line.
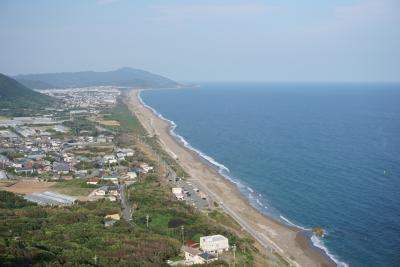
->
0, 87, 246, 266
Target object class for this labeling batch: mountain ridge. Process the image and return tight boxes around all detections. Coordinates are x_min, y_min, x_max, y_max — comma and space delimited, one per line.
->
14, 67, 181, 89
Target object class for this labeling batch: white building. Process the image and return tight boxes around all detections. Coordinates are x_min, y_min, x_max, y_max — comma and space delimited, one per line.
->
140, 163, 153, 173
172, 187, 184, 200
126, 171, 137, 179
0, 170, 7, 180
200, 235, 229, 254
116, 153, 125, 161
101, 176, 119, 184
104, 155, 117, 164
94, 187, 107, 196
108, 196, 117, 202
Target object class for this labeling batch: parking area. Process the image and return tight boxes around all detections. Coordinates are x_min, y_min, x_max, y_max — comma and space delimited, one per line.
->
167, 172, 209, 209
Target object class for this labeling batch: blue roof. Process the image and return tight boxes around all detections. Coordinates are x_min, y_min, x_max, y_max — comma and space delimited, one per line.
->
198, 252, 217, 260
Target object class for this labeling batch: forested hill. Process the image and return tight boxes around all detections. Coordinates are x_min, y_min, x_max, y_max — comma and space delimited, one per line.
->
15, 67, 181, 89
0, 73, 54, 108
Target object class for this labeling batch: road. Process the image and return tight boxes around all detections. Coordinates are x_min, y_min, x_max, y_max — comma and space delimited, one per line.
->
119, 184, 133, 223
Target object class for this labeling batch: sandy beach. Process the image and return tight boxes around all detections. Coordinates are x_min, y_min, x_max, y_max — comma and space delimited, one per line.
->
127, 89, 335, 267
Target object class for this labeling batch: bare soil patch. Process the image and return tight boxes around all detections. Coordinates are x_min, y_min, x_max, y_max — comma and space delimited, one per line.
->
98, 120, 120, 126
1, 180, 56, 194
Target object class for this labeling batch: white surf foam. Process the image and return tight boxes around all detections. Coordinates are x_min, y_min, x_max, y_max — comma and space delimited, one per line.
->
247, 187, 254, 193
279, 215, 312, 231
256, 198, 263, 206
311, 235, 349, 267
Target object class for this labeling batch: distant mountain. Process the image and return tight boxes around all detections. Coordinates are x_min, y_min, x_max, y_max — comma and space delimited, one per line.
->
16, 79, 56, 90
14, 67, 181, 89
0, 73, 54, 109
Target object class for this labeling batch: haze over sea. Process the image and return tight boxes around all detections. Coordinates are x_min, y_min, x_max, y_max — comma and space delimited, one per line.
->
140, 83, 400, 267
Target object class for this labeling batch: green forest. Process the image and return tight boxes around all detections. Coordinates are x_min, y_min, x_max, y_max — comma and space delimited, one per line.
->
0, 191, 179, 266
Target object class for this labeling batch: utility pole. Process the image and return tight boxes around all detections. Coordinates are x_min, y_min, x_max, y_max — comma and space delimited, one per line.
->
232, 244, 237, 267
181, 225, 185, 245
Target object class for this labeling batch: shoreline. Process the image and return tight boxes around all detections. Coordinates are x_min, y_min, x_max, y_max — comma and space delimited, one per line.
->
127, 88, 336, 267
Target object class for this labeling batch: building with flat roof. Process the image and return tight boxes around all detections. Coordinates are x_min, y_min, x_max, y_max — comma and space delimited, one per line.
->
200, 234, 229, 254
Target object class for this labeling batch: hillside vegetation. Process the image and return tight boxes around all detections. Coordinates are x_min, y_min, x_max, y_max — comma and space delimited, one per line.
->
0, 73, 54, 109
0, 191, 179, 267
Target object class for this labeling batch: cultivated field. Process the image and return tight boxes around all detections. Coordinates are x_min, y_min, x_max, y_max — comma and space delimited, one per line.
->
1, 180, 56, 194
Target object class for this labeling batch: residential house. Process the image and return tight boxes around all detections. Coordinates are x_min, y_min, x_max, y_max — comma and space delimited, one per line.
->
86, 177, 100, 185
101, 175, 119, 184
75, 169, 88, 177
108, 185, 119, 196
182, 246, 202, 265
181, 244, 218, 265
172, 187, 184, 200
53, 162, 70, 175
108, 196, 117, 202
105, 213, 120, 220
103, 155, 117, 165
96, 136, 107, 143
116, 153, 125, 161
126, 171, 137, 179
140, 163, 153, 173
117, 148, 134, 157
94, 186, 108, 196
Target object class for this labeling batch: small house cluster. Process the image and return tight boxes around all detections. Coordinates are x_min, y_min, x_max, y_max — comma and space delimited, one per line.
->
180, 235, 230, 265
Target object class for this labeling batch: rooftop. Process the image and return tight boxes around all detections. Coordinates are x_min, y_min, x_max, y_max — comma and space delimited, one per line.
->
201, 234, 228, 242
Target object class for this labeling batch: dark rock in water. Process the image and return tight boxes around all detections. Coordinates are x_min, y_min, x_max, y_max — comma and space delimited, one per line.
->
313, 227, 325, 237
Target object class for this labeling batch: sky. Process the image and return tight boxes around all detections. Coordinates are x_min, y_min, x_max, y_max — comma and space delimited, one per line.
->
0, 0, 399, 82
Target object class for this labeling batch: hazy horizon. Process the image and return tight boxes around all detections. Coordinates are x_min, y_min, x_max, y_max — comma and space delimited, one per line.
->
1, 0, 399, 82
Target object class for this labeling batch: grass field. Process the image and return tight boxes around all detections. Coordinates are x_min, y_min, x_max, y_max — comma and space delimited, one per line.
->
51, 179, 97, 196
105, 98, 146, 135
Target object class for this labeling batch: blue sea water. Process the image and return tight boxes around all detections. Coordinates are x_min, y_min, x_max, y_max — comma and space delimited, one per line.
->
140, 83, 400, 267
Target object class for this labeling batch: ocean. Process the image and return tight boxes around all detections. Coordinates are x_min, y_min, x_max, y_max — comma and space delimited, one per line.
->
140, 83, 400, 267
